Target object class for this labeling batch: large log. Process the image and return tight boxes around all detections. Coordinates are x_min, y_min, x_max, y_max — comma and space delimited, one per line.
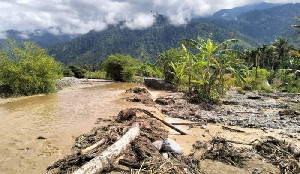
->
73, 123, 140, 174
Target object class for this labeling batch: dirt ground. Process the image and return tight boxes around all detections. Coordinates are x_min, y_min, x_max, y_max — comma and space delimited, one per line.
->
47, 86, 300, 174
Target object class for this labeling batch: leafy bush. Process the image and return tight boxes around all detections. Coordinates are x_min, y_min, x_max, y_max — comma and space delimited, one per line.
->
0, 41, 62, 96
68, 65, 86, 78
274, 69, 300, 92
84, 71, 106, 79
103, 54, 138, 81
243, 67, 271, 91
122, 67, 136, 82
137, 63, 163, 78
158, 48, 185, 83
63, 67, 75, 77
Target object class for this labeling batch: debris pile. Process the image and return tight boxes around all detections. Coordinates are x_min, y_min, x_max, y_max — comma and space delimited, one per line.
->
47, 108, 197, 174
254, 137, 300, 173
125, 87, 155, 106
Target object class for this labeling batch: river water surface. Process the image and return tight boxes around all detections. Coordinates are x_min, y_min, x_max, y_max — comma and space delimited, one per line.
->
0, 81, 137, 174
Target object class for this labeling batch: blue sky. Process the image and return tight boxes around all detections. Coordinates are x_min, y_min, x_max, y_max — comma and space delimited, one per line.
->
0, 0, 299, 38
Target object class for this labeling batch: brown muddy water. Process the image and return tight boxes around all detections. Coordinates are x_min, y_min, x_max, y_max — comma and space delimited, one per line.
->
0, 82, 137, 174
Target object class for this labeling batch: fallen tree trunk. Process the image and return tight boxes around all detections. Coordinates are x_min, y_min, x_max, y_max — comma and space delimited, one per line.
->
73, 123, 140, 174
142, 109, 187, 135
80, 138, 106, 155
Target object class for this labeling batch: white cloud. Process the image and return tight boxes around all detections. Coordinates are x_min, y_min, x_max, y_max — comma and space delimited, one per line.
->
0, 0, 299, 36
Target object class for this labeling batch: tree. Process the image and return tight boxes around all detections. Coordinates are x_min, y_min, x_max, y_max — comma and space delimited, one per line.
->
103, 54, 138, 81
0, 40, 62, 96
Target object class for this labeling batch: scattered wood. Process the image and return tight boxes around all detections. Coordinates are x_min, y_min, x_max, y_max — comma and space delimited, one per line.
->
222, 126, 245, 133
247, 95, 262, 100
73, 123, 140, 174
80, 138, 106, 155
142, 109, 187, 135
232, 111, 260, 114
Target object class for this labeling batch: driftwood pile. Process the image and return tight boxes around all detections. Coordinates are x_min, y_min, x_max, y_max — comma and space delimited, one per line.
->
47, 108, 195, 174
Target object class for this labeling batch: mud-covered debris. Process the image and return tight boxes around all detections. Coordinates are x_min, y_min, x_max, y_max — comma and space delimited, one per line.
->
155, 97, 175, 105
126, 87, 148, 94
254, 137, 300, 174
192, 137, 249, 168
278, 109, 300, 118
116, 108, 137, 122
126, 87, 155, 106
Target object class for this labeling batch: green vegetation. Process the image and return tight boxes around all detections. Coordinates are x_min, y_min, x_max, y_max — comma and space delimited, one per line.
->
0, 40, 62, 97
102, 54, 138, 82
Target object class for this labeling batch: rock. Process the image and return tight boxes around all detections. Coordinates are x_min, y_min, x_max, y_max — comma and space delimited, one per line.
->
144, 78, 174, 90
161, 138, 183, 154
201, 125, 207, 129
152, 141, 163, 151
252, 168, 262, 174
162, 152, 168, 159
288, 144, 300, 156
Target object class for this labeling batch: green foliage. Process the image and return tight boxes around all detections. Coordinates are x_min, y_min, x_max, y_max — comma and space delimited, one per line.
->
158, 48, 186, 83
103, 54, 138, 81
243, 67, 270, 91
0, 40, 62, 96
68, 65, 86, 78
169, 37, 245, 103
122, 67, 136, 82
84, 71, 106, 79
136, 63, 163, 78
274, 69, 300, 92
63, 67, 75, 77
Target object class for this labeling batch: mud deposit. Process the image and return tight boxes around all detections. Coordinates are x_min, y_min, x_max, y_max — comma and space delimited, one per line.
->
48, 86, 299, 174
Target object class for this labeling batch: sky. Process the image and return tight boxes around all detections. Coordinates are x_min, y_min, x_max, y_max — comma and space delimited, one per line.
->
0, 0, 299, 38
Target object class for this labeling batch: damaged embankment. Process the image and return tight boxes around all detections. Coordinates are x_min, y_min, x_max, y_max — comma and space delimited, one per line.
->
47, 86, 300, 174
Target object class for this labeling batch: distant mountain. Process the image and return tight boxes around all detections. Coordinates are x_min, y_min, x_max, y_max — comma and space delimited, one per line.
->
0, 30, 77, 48
211, 2, 282, 20
206, 3, 300, 43
48, 16, 259, 65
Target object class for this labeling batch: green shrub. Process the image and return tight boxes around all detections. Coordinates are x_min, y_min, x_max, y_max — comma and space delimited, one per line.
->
122, 67, 136, 82
103, 54, 138, 81
63, 67, 75, 77
243, 68, 271, 91
0, 41, 62, 96
84, 71, 106, 79
68, 65, 86, 78
137, 63, 163, 78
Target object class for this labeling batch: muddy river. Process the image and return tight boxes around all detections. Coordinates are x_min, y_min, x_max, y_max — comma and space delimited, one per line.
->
0, 82, 137, 174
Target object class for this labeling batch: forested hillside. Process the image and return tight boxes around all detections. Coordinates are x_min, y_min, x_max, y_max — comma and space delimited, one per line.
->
207, 3, 300, 43
211, 2, 281, 20
49, 18, 259, 65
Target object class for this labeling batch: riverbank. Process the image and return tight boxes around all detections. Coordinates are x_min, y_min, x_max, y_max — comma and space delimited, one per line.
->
47, 86, 300, 173
0, 78, 113, 105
